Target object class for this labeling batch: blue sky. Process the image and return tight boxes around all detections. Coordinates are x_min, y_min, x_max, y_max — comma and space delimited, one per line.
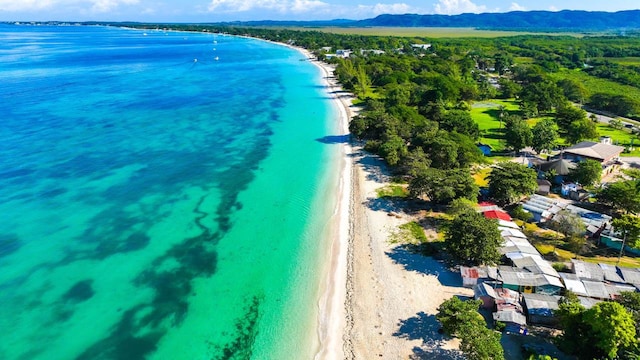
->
1, 0, 639, 22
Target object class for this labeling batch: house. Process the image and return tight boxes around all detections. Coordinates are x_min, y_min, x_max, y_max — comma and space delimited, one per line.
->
523, 293, 561, 325
474, 282, 518, 309
571, 259, 605, 282
360, 49, 385, 56
335, 49, 352, 58
619, 267, 640, 287
411, 43, 432, 50
536, 179, 552, 196
534, 158, 577, 184
477, 143, 493, 156
582, 280, 610, 300
562, 140, 624, 164
599, 263, 625, 283
560, 273, 588, 296
484, 209, 512, 221
561, 140, 624, 176
512, 256, 561, 279
488, 266, 564, 295
460, 266, 488, 288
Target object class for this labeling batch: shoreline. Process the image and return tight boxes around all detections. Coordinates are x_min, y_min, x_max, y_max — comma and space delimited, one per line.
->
297, 48, 354, 360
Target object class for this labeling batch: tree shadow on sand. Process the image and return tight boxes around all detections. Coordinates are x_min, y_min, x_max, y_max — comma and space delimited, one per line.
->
386, 245, 462, 287
315, 135, 350, 144
394, 312, 465, 360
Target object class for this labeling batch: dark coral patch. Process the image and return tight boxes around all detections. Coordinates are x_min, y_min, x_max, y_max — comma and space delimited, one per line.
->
63, 280, 94, 303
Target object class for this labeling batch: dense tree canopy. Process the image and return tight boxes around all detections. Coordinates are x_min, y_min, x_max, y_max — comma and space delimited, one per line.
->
488, 162, 538, 205
409, 168, 479, 205
445, 209, 502, 265
504, 115, 532, 154
531, 119, 559, 154
569, 159, 602, 186
598, 180, 640, 214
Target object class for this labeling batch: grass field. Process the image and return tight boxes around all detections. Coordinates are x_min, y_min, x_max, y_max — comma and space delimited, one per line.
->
470, 98, 640, 156
549, 69, 640, 104
289, 27, 583, 38
597, 57, 640, 66
471, 99, 520, 151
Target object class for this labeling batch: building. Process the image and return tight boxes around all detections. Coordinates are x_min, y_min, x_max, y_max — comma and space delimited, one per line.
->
533, 158, 577, 185
487, 266, 564, 295
561, 140, 624, 176
523, 293, 561, 325
571, 259, 605, 282
460, 266, 488, 288
562, 141, 624, 164
484, 209, 512, 221
536, 179, 552, 195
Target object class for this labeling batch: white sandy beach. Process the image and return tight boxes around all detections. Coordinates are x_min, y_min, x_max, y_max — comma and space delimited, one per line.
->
298, 49, 475, 360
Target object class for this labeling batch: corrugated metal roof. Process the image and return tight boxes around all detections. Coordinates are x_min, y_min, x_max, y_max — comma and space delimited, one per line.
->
572, 259, 605, 281
606, 284, 637, 298
493, 311, 527, 325
619, 267, 640, 285
582, 280, 610, 299
560, 273, 588, 296
577, 296, 602, 309
498, 220, 520, 229
475, 282, 498, 299
523, 293, 560, 317
513, 256, 560, 278
460, 266, 488, 280
599, 263, 625, 283
500, 228, 527, 239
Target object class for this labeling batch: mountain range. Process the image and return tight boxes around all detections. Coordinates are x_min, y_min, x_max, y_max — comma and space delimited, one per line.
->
221, 10, 640, 31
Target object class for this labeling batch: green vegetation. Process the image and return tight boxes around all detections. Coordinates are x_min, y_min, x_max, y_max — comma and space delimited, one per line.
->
556, 295, 637, 359
376, 184, 409, 198
296, 27, 565, 38
437, 297, 505, 360
390, 221, 428, 244
445, 209, 502, 265
488, 162, 538, 205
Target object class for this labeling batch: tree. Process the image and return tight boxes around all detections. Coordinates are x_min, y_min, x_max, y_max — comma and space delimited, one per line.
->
557, 78, 587, 104
610, 118, 624, 130
459, 325, 505, 360
551, 210, 586, 239
448, 197, 477, 216
582, 302, 637, 359
436, 297, 505, 360
439, 110, 480, 140
436, 297, 484, 336
598, 180, 640, 214
556, 294, 637, 359
488, 162, 538, 205
616, 291, 640, 330
531, 119, 559, 153
409, 168, 479, 205
567, 118, 599, 144
612, 214, 640, 261
520, 80, 565, 114
494, 52, 513, 75
569, 159, 602, 186
445, 209, 502, 265
504, 115, 533, 154
555, 103, 587, 130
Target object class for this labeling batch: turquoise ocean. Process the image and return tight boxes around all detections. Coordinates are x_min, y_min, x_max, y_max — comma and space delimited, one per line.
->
0, 25, 342, 359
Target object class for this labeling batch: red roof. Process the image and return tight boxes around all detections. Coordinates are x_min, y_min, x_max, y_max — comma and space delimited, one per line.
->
478, 201, 496, 207
483, 210, 512, 221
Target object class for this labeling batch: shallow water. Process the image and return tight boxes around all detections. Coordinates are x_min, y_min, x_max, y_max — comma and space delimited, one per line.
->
0, 25, 341, 359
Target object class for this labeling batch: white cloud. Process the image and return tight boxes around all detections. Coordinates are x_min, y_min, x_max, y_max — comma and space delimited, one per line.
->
208, 0, 331, 13
371, 3, 413, 15
509, 2, 526, 11
207, 0, 414, 17
0, 0, 138, 13
434, 0, 486, 15
549, 5, 558, 11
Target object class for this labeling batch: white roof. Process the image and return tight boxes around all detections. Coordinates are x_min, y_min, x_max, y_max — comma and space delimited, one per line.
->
560, 273, 588, 296
599, 263, 625, 283
498, 220, 520, 229
500, 228, 527, 239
